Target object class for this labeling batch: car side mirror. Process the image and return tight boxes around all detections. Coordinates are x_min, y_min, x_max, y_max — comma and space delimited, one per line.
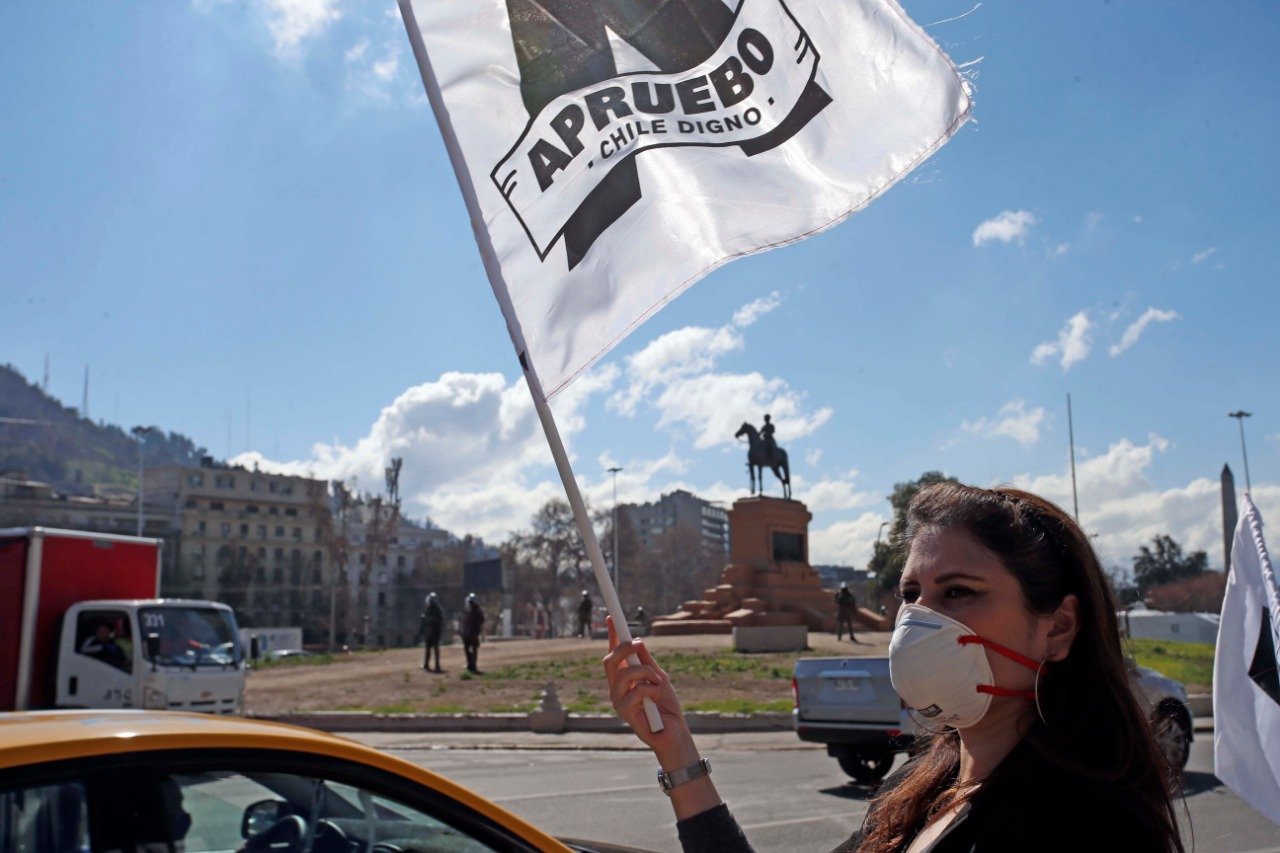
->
146, 633, 161, 671
241, 799, 287, 838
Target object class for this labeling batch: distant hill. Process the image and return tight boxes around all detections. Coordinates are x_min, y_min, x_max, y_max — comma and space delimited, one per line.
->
0, 364, 211, 496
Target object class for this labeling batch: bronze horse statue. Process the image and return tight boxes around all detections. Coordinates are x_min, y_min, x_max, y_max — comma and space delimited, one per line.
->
735, 422, 791, 499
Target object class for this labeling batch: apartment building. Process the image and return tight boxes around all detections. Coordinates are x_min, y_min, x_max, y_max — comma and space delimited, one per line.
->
144, 459, 332, 642
622, 489, 729, 555
335, 498, 452, 647
0, 472, 180, 563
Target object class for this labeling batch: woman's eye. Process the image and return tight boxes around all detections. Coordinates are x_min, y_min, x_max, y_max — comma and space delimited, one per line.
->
943, 586, 975, 599
898, 589, 919, 603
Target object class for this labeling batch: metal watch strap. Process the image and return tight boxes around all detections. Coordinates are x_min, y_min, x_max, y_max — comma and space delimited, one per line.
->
657, 757, 712, 794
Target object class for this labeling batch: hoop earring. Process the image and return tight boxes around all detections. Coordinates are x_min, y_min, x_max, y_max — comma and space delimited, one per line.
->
1034, 657, 1050, 731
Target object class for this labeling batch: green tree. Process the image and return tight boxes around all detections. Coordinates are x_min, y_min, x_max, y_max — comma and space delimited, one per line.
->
1133, 534, 1207, 591
867, 471, 959, 591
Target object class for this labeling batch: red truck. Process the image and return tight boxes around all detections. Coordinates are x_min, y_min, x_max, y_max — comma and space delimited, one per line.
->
0, 527, 246, 713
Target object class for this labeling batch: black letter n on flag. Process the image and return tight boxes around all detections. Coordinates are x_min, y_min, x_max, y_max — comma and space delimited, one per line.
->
504, 0, 832, 270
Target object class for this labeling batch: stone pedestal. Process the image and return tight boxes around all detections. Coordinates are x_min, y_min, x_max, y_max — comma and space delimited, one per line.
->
652, 497, 863, 636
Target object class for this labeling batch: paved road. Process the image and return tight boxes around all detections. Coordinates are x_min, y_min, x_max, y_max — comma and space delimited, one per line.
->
355, 730, 1280, 852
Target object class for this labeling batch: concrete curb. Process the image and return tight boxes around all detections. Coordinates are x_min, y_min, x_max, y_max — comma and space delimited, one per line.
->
254, 711, 794, 734
258, 709, 1213, 737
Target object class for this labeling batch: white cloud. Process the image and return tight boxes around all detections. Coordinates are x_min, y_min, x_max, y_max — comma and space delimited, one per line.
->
264, 0, 341, 55
654, 372, 832, 449
1108, 307, 1179, 357
584, 450, 689, 510
344, 38, 368, 62
961, 400, 1047, 446
805, 449, 824, 467
810, 512, 889, 567
1192, 247, 1218, 265
1008, 435, 1280, 571
609, 293, 829, 452
732, 291, 782, 328
343, 32, 405, 100
372, 54, 399, 80
972, 210, 1036, 247
1085, 211, 1105, 230
1134, 215, 1143, 224
798, 471, 877, 513
608, 325, 743, 416
231, 292, 829, 542
233, 367, 617, 541
1050, 242, 1069, 258
1030, 310, 1093, 371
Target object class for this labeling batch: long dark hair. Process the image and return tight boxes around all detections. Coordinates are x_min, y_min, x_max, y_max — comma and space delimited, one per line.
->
859, 483, 1183, 853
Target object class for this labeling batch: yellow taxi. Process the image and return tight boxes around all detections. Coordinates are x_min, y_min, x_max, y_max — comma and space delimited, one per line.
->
0, 710, 640, 852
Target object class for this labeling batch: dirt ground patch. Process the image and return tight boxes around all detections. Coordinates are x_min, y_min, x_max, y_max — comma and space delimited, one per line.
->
246, 631, 893, 716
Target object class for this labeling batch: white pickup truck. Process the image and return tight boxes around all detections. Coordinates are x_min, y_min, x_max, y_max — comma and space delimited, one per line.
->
792, 655, 1193, 784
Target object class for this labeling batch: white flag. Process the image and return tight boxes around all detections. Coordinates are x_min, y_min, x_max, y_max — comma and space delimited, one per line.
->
1214, 494, 1280, 826
399, 0, 970, 398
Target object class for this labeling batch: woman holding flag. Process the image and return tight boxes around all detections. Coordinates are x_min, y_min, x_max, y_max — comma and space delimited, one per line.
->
604, 483, 1185, 851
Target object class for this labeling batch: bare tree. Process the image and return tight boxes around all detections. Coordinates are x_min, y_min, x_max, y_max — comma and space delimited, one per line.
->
507, 499, 609, 636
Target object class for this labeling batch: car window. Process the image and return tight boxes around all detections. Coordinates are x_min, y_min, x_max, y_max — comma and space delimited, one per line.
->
165, 770, 502, 853
324, 779, 502, 853
0, 780, 89, 853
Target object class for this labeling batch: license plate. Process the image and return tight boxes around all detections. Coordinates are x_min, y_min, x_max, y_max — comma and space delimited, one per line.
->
831, 677, 861, 692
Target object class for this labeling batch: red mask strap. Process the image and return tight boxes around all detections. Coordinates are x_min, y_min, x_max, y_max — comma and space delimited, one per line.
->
977, 684, 1036, 699
957, 635, 1048, 675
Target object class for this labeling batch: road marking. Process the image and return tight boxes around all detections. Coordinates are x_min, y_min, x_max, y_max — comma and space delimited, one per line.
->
493, 783, 652, 803
740, 812, 858, 831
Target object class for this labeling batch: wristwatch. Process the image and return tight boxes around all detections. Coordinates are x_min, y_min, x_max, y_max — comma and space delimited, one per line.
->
657, 757, 712, 794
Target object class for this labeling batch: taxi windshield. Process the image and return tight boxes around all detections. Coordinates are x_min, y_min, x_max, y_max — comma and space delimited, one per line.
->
140, 607, 242, 667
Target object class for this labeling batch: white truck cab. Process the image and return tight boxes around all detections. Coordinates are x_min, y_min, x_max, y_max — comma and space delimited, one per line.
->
56, 599, 245, 714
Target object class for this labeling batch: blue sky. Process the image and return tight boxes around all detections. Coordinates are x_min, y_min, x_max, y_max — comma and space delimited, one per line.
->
3, 0, 1276, 573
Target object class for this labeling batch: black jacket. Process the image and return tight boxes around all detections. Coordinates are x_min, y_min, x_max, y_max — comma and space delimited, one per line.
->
676, 740, 1170, 852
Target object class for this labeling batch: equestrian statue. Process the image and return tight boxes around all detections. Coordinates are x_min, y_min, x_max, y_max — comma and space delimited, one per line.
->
734, 414, 792, 500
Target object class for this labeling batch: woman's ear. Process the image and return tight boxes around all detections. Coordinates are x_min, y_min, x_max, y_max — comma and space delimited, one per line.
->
1045, 594, 1080, 662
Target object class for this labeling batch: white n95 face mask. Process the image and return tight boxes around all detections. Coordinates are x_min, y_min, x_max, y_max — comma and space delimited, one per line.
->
888, 603, 1046, 729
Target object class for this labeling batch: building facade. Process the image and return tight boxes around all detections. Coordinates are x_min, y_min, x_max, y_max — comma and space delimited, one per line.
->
0, 471, 181, 568
6, 460, 462, 648
144, 460, 334, 643
621, 489, 728, 554
333, 497, 452, 648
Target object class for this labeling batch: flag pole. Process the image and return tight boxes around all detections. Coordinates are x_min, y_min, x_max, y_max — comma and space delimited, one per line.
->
397, 0, 662, 733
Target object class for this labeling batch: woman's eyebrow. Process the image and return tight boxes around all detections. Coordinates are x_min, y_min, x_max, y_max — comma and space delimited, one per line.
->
932, 571, 987, 584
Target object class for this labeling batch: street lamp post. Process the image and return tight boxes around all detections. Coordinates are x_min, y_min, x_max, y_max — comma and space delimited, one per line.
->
876, 521, 890, 548
1228, 411, 1253, 493
608, 466, 622, 595
131, 425, 151, 537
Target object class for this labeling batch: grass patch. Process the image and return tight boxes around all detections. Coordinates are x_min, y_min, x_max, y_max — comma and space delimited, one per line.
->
485, 650, 793, 683
486, 659, 599, 682
564, 688, 608, 713
1125, 637, 1214, 689
253, 653, 335, 670
685, 698, 793, 714
333, 702, 419, 714
490, 702, 537, 713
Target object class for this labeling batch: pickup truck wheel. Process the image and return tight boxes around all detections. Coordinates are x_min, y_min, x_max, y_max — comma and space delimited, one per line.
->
1151, 703, 1191, 771
836, 750, 895, 785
